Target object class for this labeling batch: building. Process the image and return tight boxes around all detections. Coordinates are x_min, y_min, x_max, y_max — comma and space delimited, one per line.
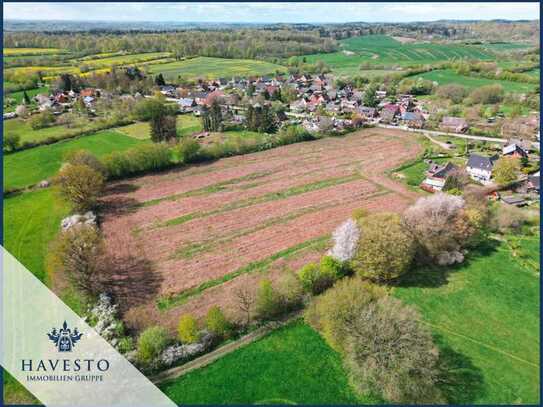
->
502, 142, 528, 158
401, 111, 425, 129
441, 116, 469, 133
421, 161, 458, 192
466, 154, 498, 184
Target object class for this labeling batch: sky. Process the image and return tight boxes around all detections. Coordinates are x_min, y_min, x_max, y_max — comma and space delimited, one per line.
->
3, 2, 540, 23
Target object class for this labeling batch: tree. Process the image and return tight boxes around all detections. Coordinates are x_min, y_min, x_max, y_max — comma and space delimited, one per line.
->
206, 306, 230, 338
344, 297, 443, 404
3, 133, 20, 152
363, 84, 379, 107
56, 164, 104, 212
136, 326, 171, 366
352, 213, 415, 282
150, 110, 177, 143
47, 225, 104, 297
469, 84, 504, 104
403, 193, 478, 265
15, 104, 29, 118
493, 157, 520, 186
177, 137, 201, 163
436, 84, 469, 104
305, 277, 386, 353
155, 73, 166, 87
255, 279, 283, 320
30, 110, 55, 130
64, 150, 106, 176
328, 218, 360, 262
22, 90, 31, 105
202, 99, 223, 132
178, 314, 200, 344
234, 286, 255, 327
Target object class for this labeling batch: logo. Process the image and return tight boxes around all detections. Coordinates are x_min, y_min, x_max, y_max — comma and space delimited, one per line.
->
47, 321, 83, 352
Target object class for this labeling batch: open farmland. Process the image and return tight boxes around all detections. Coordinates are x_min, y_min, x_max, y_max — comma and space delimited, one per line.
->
3, 47, 65, 56
73, 51, 173, 68
99, 128, 422, 331
147, 56, 287, 80
411, 69, 537, 93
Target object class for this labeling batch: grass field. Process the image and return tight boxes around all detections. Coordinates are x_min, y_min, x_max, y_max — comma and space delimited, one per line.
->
74, 51, 172, 68
161, 320, 369, 405
303, 35, 499, 76
4, 130, 144, 190
411, 69, 537, 93
394, 234, 540, 404
3, 188, 70, 283
3, 48, 65, 56
116, 115, 203, 139
147, 56, 286, 80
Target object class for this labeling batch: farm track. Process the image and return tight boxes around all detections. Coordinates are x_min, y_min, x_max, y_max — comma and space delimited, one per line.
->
101, 128, 422, 332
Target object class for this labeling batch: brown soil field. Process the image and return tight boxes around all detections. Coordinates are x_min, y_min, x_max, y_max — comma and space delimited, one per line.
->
100, 128, 422, 332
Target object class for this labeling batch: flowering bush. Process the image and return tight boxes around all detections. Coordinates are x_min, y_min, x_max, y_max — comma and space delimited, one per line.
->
328, 218, 360, 262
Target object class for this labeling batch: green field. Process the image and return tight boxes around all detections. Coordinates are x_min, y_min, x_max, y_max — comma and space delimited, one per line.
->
4, 130, 144, 190
394, 235, 540, 404
160, 231, 539, 404
303, 35, 499, 76
116, 115, 203, 139
411, 69, 537, 93
74, 52, 172, 68
161, 321, 368, 405
147, 56, 286, 80
4, 188, 70, 283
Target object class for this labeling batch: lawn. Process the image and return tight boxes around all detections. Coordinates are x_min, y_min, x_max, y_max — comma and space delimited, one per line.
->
3, 86, 50, 112
116, 115, 203, 139
3, 188, 70, 283
394, 234, 540, 404
4, 130, 144, 190
411, 69, 537, 93
160, 320, 370, 405
147, 56, 286, 81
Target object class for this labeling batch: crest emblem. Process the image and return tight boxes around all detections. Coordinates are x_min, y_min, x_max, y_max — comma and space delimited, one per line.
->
47, 321, 83, 352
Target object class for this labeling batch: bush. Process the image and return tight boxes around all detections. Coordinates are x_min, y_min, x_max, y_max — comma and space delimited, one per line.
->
255, 279, 284, 320
177, 138, 201, 163
491, 204, 532, 233
103, 144, 172, 179
469, 84, 504, 104
493, 157, 520, 186
276, 125, 315, 146
178, 314, 200, 344
206, 306, 231, 338
64, 150, 106, 176
305, 277, 386, 353
30, 110, 55, 129
319, 255, 345, 279
344, 297, 443, 404
276, 272, 305, 311
3, 133, 20, 152
47, 225, 104, 299
136, 326, 171, 366
56, 164, 104, 212
296, 260, 339, 295
117, 337, 135, 354
352, 213, 415, 282
435, 84, 469, 103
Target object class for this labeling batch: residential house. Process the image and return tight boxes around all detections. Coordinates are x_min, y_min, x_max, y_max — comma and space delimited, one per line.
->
401, 111, 425, 129
466, 154, 498, 184
420, 161, 458, 192
502, 142, 528, 158
380, 104, 400, 123
441, 116, 469, 133
528, 171, 540, 192
358, 106, 377, 118
178, 98, 196, 112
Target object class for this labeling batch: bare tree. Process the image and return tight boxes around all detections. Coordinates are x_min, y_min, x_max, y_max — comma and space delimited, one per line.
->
234, 286, 256, 328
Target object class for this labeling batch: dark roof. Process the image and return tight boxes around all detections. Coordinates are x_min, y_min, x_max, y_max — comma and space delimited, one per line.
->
467, 154, 498, 171
402, 111, 424, 121
428, 162, 457, 179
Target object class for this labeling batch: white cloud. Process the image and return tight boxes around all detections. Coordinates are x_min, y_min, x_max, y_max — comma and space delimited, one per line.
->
3, 2, 540, 23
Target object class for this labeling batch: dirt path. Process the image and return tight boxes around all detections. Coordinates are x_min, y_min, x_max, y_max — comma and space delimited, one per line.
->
152, 314, 301, 384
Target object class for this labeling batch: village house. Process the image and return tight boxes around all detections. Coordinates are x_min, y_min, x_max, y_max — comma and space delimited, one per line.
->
441, 116, 469, 133
528, 171, 540, 192
466, 153, 498, 184
401, 111, 425, 129
502, 142, 529, 158
178, 98, 196, 112
380, 103, 400, 123
420, 161, 458, 192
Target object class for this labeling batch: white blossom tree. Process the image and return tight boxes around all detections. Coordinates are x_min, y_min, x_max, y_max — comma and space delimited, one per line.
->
328, 218, 360, 262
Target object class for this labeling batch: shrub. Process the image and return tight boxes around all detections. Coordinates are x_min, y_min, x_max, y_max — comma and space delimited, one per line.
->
3, 133, 20, 152
103, 144, 172, 179
30, 110, 55, 129
491, 204, 532, 233
493, 157, 521, 186
117, 337, 135, 354
305, 277, 386, 353
297, 263, 321, 293
178, 314, 200, 344
64, 150, 106, 176
56, 164, 104, 212
352, 213, 415, 282
255, 279, 283, 320
276, 125, 314, 145
136, 326, 171, 365
435, 84, 469, 103
177, 138, 201, 163
328, 218, 360, 262
47, 225, 104, 298
344, 297, 443, 404
403, 193, 480, 264
469, 84, 504, 104
319, 255, 345, 279
276, 272, 305, 311
205, 306, 230, 338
